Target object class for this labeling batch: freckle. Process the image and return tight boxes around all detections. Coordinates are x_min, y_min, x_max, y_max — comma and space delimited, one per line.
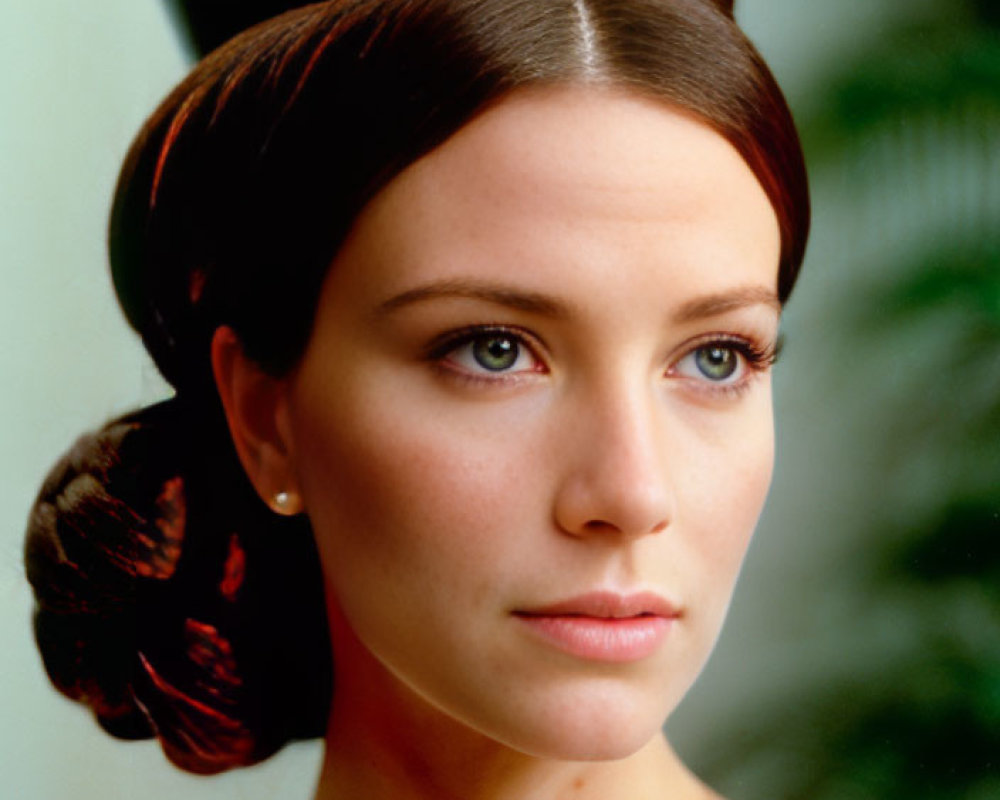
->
573, 777, 585, 790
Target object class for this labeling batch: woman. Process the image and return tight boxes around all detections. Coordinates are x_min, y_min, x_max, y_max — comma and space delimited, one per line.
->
25, 0, 809, 797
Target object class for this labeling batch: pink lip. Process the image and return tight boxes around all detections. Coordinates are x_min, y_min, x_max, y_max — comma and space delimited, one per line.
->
513, 591, 680, 663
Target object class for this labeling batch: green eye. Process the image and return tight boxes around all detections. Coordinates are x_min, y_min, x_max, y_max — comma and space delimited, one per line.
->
432, 326, 544, 380
693, 346, 739, 381
472, 335, 519, 371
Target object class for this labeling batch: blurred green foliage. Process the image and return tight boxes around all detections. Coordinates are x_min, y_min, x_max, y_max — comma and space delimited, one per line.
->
707, 1, 1000, 797
798, 5, 1000, 156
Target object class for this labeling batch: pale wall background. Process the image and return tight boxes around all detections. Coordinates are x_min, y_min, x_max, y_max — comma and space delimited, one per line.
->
0, 1, 964, 798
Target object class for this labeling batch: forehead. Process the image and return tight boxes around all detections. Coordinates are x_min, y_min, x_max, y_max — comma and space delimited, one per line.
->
330, 85, 780, 311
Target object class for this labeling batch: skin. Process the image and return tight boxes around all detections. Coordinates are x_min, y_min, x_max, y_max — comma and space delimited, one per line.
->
213, 85, 781, 800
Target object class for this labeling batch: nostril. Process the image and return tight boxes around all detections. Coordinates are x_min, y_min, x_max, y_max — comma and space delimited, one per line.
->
578, 517, 669, 536
581, 518, 618, 534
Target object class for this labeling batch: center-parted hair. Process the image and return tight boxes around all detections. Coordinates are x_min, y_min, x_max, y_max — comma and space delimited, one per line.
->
25, 0, 808, 775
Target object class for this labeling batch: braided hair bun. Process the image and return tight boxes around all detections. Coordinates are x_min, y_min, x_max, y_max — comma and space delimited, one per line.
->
25, 398, 329, 773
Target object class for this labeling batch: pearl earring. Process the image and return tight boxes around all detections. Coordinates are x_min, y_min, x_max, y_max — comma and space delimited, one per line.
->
274, 491, 291, 509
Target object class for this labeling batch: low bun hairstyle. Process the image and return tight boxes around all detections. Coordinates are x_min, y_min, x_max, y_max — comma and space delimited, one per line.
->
26, 397, 329, 772
26, 0, 809, 774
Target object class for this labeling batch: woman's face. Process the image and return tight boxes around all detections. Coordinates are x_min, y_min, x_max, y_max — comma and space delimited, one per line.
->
278, 86, 781, 759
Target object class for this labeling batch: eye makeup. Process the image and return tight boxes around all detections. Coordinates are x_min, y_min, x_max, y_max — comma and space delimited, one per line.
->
424, 324, 549, 387
668, 332, 782, 400
421, 320, 781, 401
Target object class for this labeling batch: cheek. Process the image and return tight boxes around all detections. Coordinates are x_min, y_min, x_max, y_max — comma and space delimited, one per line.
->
674, 390, 775, 618
287, 373, 544, 608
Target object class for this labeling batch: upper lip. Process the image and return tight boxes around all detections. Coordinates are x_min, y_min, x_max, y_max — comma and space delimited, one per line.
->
515, 590, 680, 620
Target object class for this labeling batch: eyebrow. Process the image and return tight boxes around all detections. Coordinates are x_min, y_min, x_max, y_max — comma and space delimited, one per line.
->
374, 279, 571, 318
374, 279, 779, 321
670, 285, 781, 323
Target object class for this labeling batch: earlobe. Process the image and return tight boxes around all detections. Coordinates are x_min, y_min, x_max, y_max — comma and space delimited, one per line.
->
210, 326, 304, 515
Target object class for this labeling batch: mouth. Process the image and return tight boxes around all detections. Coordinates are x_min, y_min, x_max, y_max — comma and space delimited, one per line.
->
513, 591, 680, 663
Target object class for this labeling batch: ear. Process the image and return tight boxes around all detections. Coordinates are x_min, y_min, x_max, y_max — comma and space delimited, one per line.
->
211, 326, 303, 515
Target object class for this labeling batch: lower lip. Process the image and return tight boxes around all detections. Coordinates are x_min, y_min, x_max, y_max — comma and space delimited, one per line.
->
514, 614, 672, 663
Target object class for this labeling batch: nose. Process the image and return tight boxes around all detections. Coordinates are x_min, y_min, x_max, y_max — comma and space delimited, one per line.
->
552, 381, 674, 540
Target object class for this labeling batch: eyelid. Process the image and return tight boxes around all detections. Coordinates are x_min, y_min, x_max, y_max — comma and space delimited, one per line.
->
667, 332, 780, 395
670, 332, 780, 369
425, 324, 549, 381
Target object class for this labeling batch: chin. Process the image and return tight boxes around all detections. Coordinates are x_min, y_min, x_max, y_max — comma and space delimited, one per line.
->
509, 718, 662, 763
477, 687, 672, 763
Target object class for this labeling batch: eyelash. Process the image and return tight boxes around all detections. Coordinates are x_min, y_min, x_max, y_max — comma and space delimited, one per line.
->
425, 326, 781, 396
425, 325, 547, 387
668, 333, 781, 399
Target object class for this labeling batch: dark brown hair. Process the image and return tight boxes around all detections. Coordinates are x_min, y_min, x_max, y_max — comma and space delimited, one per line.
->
26, 0, 809, 775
